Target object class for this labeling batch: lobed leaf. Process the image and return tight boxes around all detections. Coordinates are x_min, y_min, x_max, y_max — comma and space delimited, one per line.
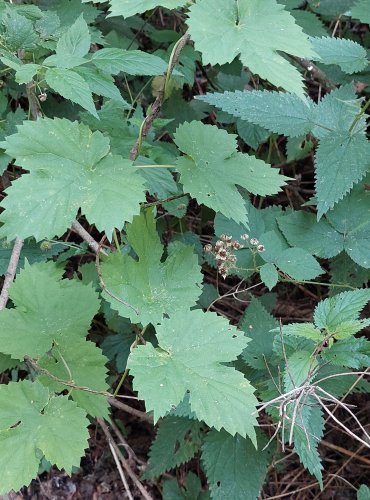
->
0, 380, 89, 494
187, 0, 314, 96
174, 121, 288, 224
101, 210, 202, 325
0, 118, 146, 240
128, 309, 258, 441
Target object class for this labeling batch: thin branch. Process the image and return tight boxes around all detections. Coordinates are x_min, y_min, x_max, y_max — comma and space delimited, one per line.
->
109, 398, 154, 424
0, 238, 24, 310
71, 220, 107, 255
130, 32, 190, 161
108, 440, 134, 500
25, 356, 115, 397
98, 418, 153, 500
293, 57, 336, 90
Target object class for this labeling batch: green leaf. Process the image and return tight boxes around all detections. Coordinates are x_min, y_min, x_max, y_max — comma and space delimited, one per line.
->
357, 485, 370, 500
314, 288, 370, 338
128, 309, 258, 441
316, 102, 370, 215
277, 211, 343, 258
239, 297, 278, 369
0, 261, 100, 359
197, 91, 316, 138
1, 10, 38, 50
260, 262, 279, 290
45, 67, 98, 117
187, 0, 314, 96
284, 350, 317, 390
201, 429, 269, 500
0, 238, 64, 276
281, 323, 323, 342
174, 121, 288, 224
292, 405, 324, 486
91, 48, 172, 76
327, 184, 370, 268
236, 120, 269, 149
14, 63, 40, 84
108, 0, 187, 18
101, 331, 136, 372
310, 36, 368, 74
163, 471, 210, 500
143, 416, 202, 479
351, 0, 370, 23
275, 247, 323, 281
0, 117, 146, 240
312, 84, 365, 140
321, 337, 370, 369
38, 337, 109, 418
290, 10, 327, 37
330, 252, 370, 291
0, 380, 89, 494
74, 66, 125, 102
53, 14, 91, 69
101, 210, 202, 325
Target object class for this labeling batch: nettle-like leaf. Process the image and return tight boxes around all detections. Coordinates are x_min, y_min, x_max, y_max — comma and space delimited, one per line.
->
321, 337, 370, 369
0, 380, 89, 494
314, 288, 370, 339
128, 309, 258, 441
108, 0, 187, 18
281, 288, 370, 343
101, 210, 202, 325
199, 84, 369, 218
173, 121, 288, 224
310, 36, 368, 74
0, 117, 146, 241
198, 91, 316, 138
326, 183, 370, 268
315, 132, 370, 219
143, 416, 203, 479
292, 405, 324, 487
239, 297, 278, 370
187, 0, 314, 96
201, 429, 269, 500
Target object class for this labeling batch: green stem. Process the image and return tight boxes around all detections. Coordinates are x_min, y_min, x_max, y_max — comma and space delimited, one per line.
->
113, 326, 147, 397
113, 229, 121, 253
349, 97, 370, 135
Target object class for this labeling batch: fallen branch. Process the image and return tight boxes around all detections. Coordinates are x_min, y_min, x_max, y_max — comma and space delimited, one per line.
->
0, 238, 24, 310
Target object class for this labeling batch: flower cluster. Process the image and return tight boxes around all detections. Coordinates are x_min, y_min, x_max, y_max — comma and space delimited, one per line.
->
204, 233, 265, 279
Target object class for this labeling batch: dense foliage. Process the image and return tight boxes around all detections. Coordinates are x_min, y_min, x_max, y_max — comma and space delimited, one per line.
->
0, 0, 369, 497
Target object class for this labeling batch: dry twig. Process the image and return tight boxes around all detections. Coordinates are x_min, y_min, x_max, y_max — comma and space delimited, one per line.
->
98, 418, 153, 500
0, 238, 24, 310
